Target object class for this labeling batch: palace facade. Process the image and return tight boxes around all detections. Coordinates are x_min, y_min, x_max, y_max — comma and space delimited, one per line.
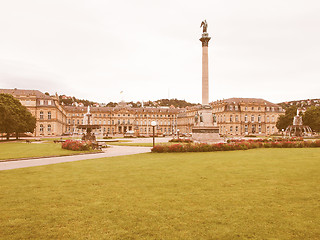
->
64, 105, 179, 136
212, 98, 284, 135
1, 89, 285, 137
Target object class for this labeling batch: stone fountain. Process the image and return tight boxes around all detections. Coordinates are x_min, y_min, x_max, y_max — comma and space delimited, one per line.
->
77, 106, 100, 141
285, 109, 312, 137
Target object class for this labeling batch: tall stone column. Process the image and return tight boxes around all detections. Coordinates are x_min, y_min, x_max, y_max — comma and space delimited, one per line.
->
200, 34, 211, 106
192, 21, 221, 143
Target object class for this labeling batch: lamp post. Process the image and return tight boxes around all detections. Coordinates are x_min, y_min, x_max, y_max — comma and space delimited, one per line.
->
151, 121, 157, 148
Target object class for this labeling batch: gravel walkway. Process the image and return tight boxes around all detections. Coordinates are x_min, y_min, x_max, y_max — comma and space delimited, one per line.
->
0, 145, 151, 171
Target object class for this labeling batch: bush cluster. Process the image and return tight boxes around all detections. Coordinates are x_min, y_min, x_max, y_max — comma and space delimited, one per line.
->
61, 140, 91, 151
169, 138, 193, 143
151, 140, 320, 153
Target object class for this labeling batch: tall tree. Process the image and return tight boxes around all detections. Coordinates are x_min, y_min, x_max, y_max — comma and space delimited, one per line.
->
276, 106, 298, 131
303, 106, 320, 132
0, 94, 36, 140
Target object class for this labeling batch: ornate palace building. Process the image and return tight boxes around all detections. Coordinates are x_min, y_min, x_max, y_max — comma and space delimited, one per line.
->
1, 89, 284, 137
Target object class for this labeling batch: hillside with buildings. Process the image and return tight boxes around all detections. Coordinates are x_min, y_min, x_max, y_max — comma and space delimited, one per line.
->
278, 99, 320, 109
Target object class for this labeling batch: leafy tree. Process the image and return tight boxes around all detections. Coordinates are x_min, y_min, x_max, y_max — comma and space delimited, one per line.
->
302, 106, 320, 132
0, 94, 36, 140
106, 102, 117, 107
276, 105, 298, 131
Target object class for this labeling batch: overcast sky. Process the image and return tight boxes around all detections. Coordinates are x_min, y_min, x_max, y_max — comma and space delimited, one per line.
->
0, 0, 319, 104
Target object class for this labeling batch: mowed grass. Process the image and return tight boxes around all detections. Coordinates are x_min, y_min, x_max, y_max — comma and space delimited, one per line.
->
1, 148, 320, 239
0, 142, 95, 160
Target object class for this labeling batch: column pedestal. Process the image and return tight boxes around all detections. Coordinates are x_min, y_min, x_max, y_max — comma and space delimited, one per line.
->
192, 106, 222, 143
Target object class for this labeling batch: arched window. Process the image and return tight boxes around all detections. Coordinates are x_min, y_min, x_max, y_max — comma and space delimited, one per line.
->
40, 124, 44, 132
40, 111, 44, 119
251, 115, 255, 123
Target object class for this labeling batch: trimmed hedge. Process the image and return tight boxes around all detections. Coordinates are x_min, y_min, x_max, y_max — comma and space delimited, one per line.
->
151, 140, 320, 153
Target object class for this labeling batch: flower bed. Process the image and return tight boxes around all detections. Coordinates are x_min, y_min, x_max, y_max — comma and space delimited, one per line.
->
61, 140, 91, 151
227, 137, 304, 143
151, 140, 320, 153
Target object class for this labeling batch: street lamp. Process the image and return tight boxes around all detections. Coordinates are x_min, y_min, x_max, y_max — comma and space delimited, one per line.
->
151, 121, 157, 148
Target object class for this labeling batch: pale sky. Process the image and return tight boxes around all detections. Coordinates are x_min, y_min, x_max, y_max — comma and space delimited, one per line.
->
0, 0, 319, 104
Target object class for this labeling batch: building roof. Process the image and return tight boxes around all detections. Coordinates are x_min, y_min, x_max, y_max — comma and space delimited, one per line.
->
212, 98, 280, 107
0, 89, 52, 100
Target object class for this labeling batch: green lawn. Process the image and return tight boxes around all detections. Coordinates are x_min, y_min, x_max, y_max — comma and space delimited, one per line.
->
0, 142, 96, 160
1, 148, 320, 239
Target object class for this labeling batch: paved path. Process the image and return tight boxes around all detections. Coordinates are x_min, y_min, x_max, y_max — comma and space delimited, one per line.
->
0, 145, 151, 171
